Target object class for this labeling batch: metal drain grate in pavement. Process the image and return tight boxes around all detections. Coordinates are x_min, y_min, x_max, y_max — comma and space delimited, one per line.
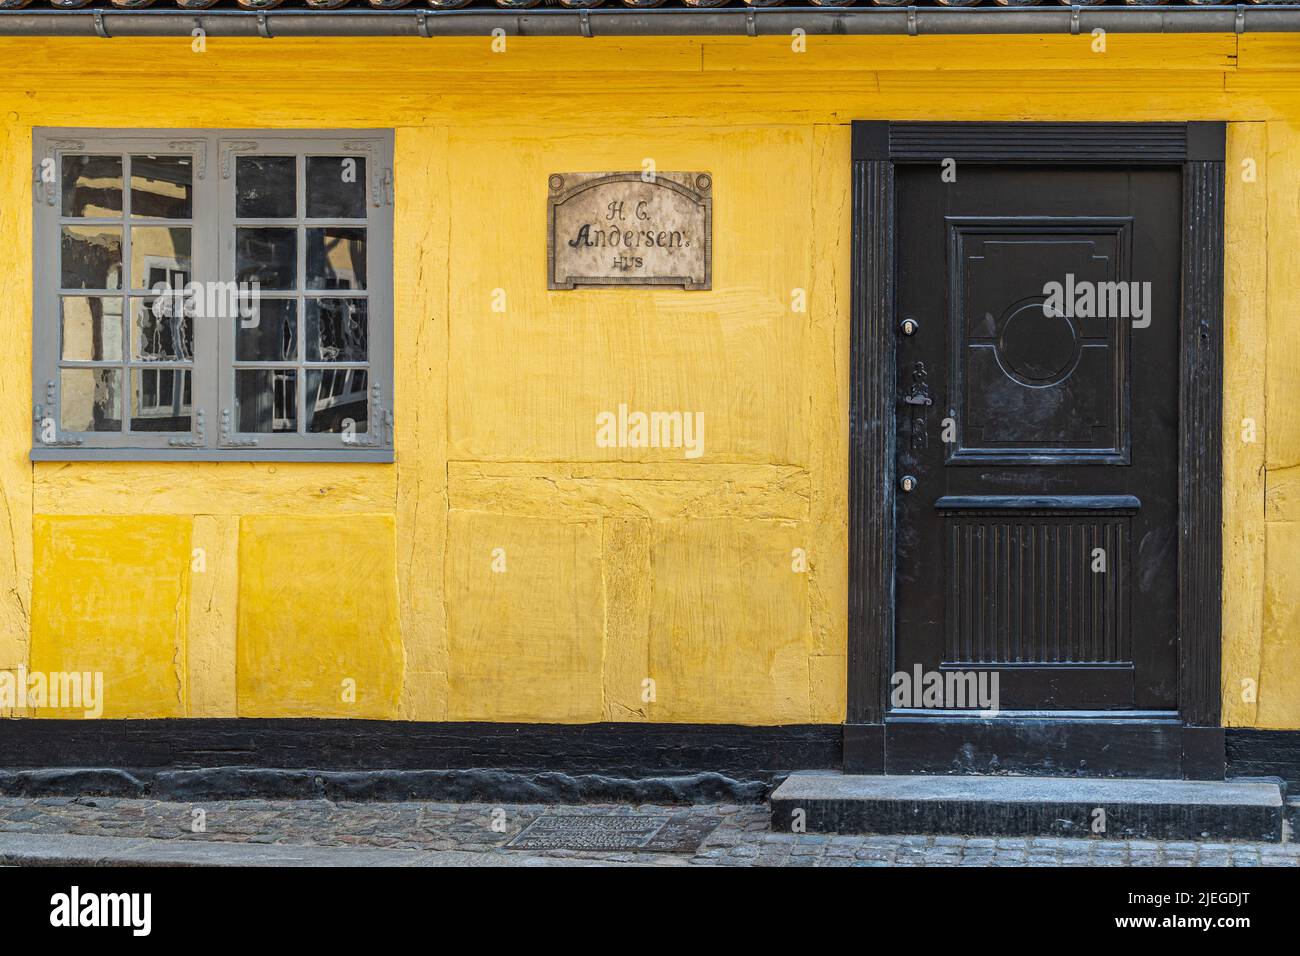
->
506, 813, 719, 852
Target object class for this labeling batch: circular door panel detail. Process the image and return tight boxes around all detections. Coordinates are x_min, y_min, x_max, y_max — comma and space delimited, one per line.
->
993, 296, 1083, 389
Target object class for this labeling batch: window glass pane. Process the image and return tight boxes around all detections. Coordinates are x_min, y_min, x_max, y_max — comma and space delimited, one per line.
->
236, 156, 296, 219
236, 369, 298, 433
60, 368, 120, 432
60, 226, 122, 290
236, 228, 296, 290
131, 155, 193, 220
306, 156, 366, 219
130, 368, 191, 432
131, 226, 191, 291
306, 368, 368, 434
305, 298, 367, 362
132, 296, 193, 363
61, 155, 122, 217
60, 296, 122, 362
236, 298, 296, 362
306, 227, 366, 290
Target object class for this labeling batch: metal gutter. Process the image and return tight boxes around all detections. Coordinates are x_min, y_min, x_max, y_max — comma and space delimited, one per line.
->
0, 5, 1296, 39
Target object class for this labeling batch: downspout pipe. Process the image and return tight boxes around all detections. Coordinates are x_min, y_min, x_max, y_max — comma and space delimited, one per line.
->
0, 6, 1297, 39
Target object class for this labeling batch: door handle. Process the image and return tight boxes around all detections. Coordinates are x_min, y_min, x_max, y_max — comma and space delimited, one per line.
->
903, 361, 933, 450
903, 361, 933, 406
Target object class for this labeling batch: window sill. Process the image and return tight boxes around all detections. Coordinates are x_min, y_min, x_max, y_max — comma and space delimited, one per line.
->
31, 447, 394, 463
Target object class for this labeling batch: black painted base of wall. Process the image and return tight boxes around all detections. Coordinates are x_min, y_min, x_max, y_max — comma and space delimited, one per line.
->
0, 720, 1295, 803
0, 720, 841, 804
1228, 729, 1300, 788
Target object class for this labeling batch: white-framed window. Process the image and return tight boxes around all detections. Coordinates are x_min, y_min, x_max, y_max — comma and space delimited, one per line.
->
32, 128, 394, 461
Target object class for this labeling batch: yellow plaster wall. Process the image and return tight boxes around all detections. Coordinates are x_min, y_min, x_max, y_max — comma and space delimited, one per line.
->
235, 514, 403, 718
445, 512, 605, 722
0, 33, 1294, 726
28, 516, 190, 719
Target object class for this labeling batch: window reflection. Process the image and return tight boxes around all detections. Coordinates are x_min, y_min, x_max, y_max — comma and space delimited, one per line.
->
236, 298, 297, 362
131, 227, 191, 291
133, 296, 193, 363
237, 228, 296, 289
61, 296, 122, 362
306, 227, 366, 290
236, 156, 296, 219
306, 368, 368, 434
60, 368, 121, 432
130, 155, 193, 220
306, 156, 366, 219
60, 226, 122, 290
236, 369, 298, 433
130, 369, 192, 432
61, 155, 122, 218
306, 298, 366, 362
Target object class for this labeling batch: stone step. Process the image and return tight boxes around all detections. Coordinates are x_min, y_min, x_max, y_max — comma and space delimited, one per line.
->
769, 773, 1286, 841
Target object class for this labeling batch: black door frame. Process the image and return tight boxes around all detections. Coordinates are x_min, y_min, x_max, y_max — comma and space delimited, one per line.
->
846, 122, 1226, 779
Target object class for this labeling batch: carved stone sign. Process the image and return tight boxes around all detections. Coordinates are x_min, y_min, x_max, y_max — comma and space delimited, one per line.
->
547, 171, 712, 290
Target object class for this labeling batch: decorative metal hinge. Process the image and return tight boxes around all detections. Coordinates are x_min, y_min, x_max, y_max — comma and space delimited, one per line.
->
380, 167, 394, 206
167, 140, 208, 180
219, 408, 259, 447
34, 380, 83, 446
342, 383, 392, 447
167, 408, 206, 448
220, 142, 258, 180
39, 140, 83, 206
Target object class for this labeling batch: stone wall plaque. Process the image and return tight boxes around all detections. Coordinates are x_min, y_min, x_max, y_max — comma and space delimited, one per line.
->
547, 171, 712, 290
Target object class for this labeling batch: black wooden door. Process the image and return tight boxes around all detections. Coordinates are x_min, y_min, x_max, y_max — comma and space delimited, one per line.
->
895, 165, 1181, 711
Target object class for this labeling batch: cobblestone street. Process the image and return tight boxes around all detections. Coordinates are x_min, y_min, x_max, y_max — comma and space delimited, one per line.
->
0, 797, 1295, 866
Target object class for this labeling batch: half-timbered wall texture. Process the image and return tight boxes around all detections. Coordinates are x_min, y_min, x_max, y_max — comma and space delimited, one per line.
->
0, 34, 1292, 727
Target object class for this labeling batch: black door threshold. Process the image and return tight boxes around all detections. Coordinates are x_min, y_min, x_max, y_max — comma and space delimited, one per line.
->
770, 772, 1284, 841
845, 717, 1224, 780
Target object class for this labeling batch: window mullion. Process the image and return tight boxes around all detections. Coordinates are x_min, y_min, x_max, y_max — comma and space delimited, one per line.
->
196, 133, 221, 449
296, 153, 307, 440
216, 134, 235, 450
120, 152, 132, 439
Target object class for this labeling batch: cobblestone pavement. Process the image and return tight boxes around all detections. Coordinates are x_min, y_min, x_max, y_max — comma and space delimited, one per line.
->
0, 797, 1295, 866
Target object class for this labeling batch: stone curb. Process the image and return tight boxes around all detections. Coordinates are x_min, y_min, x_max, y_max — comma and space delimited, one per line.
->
0, 832, 622, 867
0, 767, 770, 805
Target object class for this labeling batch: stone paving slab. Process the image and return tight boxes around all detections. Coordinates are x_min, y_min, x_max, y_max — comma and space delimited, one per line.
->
0, 833, 610, 867
0, 797, 1294, 867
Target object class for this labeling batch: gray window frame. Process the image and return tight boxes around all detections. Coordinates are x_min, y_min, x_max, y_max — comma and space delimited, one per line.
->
32, 127, 395, 463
